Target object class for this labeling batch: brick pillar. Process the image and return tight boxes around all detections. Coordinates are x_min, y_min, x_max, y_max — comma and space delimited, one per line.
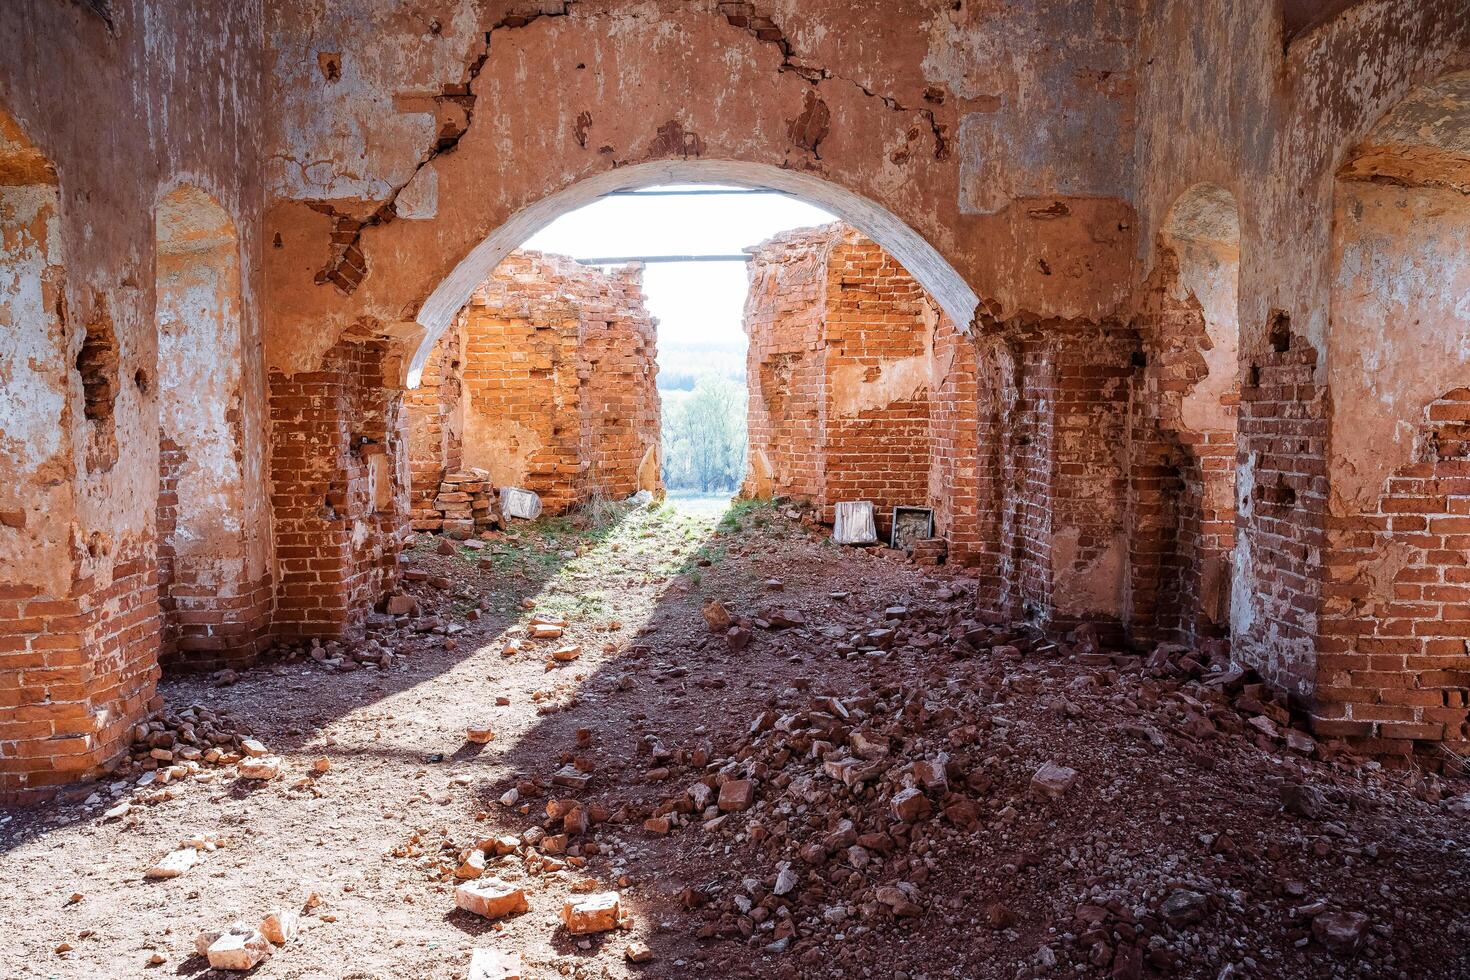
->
268, 335, 405, 639
928, 316, 982, 564
0, 547, 162, 799
1234, 334, 1327, 698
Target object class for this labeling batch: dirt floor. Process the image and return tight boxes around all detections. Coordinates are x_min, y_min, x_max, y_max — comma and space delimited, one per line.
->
5, 499, 1470, 979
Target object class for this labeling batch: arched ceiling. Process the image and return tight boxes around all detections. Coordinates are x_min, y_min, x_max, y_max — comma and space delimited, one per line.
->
1339, 70, 1470, 193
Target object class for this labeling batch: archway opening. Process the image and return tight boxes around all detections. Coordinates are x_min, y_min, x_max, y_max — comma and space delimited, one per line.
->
405, 168, 978, 560
154, 186, 266, 668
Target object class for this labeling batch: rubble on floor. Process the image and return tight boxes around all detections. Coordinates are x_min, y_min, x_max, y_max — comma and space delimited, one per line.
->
5, 501, 1469, 979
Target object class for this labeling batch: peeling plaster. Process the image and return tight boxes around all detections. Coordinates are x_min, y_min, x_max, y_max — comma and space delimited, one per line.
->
0, 179, 72, 595
1050, 526, 1127, 617
937, 0, 1137, 215
1327, 179, 1470, 514
157, 187, 257, 580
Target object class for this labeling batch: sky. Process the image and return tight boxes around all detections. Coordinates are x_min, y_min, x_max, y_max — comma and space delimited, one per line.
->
521, 186, 834, 353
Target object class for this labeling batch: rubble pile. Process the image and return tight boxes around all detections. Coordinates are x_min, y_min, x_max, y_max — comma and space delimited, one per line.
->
508, 582, 1464, 978
412, 468, 499, 539
124, 705, 256, 773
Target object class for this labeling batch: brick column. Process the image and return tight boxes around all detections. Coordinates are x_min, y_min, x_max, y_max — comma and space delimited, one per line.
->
269, 336, 404, 639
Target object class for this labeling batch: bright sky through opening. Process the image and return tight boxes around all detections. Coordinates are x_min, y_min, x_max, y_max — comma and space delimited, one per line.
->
522, 186, 835, 351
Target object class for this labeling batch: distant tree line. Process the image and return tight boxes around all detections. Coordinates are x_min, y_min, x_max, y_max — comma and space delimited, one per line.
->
661, 375, 747, 492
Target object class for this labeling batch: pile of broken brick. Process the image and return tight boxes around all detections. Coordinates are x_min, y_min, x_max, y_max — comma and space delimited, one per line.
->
412, 468, 500, 539
458, 589, 1462, 976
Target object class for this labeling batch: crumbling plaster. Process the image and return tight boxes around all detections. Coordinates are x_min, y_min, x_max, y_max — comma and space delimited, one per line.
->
1134, 0, 1470, 696
1327, 181, 1470, 516
156, 187, 271, 590
262, 0, 1140, 382
0, 128, 70, 598
0, 0, 268, 598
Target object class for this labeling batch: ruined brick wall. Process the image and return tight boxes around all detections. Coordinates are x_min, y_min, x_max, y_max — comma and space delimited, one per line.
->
154, 187, 274, 670
742, 227, 833, 503
820, 229, 937, 540
1132, 0, 1470, 735
1315, 152, 1470, 757
3, 0, 1468, 799
0, 1, 267, 798
745, 224, 962, 543
577, 265, 661, 500
1319, 391, 1470, 753
1125, 214, 1241, 653
412, 251, 660, 517
928, 317, 981, 565
1234, 331, 1328, 694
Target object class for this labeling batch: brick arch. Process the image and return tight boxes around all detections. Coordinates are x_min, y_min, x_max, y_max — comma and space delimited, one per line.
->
263, 1, 1137, 385
408, 160, 980, 387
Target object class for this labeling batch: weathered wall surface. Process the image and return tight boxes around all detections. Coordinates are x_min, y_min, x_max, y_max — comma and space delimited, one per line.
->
0, 1, 267, 797
821, 229, 938, 539
412, 250, 660, 517
1134, 0, 1470, 708
1315, 68, 1470, 754
742, 227, 833, 503
155, 187, 273, 669
405, 319, 465, 529
260, 0, 1141, 380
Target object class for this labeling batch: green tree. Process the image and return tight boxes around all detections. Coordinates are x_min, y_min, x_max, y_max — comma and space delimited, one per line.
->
661, 375, 747, 492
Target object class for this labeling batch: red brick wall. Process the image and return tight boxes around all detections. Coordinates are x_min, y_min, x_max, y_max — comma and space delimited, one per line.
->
743, 224, 970, 544
1126, 244, 1240, 650
966, 316, 1136, 643
268, 334, 405, 639
410, 251, 660, 517
576, 265, 661, 500
1235, 331, 1327, 698
1317, 388, 1470, 754
819, 232, 936, 539
928, 317, 981, 564
742, 227, 833, 503
406, 322, 464, 530
0, 542, 161, 799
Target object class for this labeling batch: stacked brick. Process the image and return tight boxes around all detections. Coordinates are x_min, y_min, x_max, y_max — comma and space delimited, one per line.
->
742, 223, 960, 546
419, 470, 497, 538
405, 321, 464, 532
409, 250, 660, 521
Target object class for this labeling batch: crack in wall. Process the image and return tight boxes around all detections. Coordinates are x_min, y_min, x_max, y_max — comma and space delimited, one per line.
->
314, 0, 948, 296
717, 1, 950, 161
313, 2, 579, 295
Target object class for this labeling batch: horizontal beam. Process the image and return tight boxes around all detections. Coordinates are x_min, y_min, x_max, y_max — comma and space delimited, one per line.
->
602, 188, 793, 197
574, 254, 752, 264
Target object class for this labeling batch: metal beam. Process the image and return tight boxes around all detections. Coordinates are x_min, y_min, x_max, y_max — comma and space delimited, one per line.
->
575, 254, 751, 264
602, 188, 793, 197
